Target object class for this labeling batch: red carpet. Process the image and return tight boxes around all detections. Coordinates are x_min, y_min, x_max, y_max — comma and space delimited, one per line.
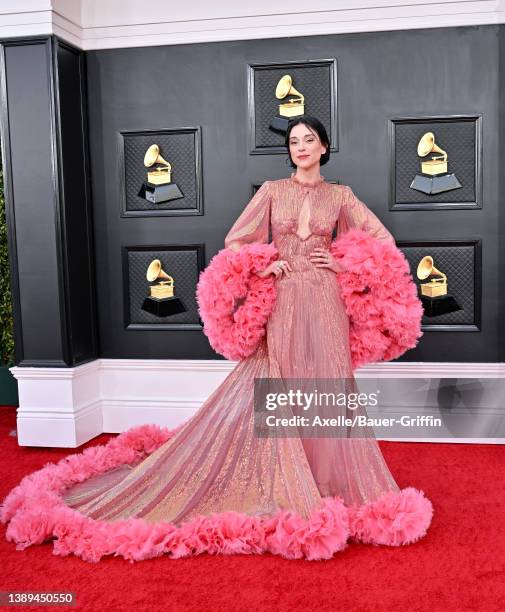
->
0, 406, 503, 611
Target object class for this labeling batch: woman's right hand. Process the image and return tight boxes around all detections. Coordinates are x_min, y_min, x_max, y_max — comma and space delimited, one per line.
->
256, 259, 292, 279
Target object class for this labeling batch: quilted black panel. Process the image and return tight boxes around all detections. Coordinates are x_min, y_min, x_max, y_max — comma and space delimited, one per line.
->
249, 60, 337, 152
120, 128, 201, 214
392, 117, 478, 205
398, 243, 478, 326
125, 247, 202, 326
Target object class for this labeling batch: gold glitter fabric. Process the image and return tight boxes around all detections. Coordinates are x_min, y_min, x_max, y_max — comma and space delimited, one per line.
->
63, 175, 400, 523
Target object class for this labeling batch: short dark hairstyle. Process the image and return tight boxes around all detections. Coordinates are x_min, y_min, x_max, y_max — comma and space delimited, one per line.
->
285, 115, 331, 169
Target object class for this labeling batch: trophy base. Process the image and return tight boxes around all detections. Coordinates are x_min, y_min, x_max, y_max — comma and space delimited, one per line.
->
141, 296, 187, 317
269, 116, 290, 135
138, 182, 184, 204
410, 173, 462, 195
420, 294, 461, 317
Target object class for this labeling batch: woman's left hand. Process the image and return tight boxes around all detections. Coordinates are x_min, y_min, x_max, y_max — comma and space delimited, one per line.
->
309, 247, 344, 273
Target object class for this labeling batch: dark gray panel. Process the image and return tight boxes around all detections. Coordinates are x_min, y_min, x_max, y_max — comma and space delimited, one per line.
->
85, 25, 504, 361
0, 37, 99, 367
56, 41, 99, 363
499, 25, 505, 364
2, 41, 63, 362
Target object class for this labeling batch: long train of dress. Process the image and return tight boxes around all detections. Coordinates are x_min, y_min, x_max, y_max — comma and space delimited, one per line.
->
1, 176, 433, 562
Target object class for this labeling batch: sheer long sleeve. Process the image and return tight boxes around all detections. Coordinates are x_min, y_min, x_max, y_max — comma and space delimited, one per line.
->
337, 186, 395, 244
224, 181, 272, 252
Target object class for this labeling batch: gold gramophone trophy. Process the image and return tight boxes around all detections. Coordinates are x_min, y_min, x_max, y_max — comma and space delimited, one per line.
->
138, 144, 184, 204
269, 74, 305, 135
410, 132, 462, 195
141, 258, 187, 317
416, 255, 461, 317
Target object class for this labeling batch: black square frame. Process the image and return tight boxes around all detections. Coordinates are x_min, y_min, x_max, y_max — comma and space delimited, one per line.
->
119, 127, 203, 218
247, 59, 338, 155
396, 238, 482, 332
388, 115, 482, 211
122, 243, 205, 330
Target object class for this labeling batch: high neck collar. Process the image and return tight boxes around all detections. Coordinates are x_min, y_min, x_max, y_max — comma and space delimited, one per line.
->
290, 173, 325, 188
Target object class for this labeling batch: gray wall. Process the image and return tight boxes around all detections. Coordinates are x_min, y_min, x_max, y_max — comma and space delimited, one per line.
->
86, 25, 504, 361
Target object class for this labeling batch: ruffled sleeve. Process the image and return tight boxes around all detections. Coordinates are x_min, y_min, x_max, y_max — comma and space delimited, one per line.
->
224, 181, 272, 251
337, 186, 395, 244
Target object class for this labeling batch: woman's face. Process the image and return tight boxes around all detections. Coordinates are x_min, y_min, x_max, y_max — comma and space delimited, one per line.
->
288, 123, 327, 170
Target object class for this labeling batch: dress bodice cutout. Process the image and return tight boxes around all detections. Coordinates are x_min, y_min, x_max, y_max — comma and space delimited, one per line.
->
269, 177, 340, 247
295, 193, 312, 241
291, 173, 325, 242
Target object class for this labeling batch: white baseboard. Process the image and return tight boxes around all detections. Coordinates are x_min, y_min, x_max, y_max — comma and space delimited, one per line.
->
9, 359, 505, 447
16, 400, 103, 448
101, 398, 202, 433
11, 360, 103, 447
380, 437, 505, 444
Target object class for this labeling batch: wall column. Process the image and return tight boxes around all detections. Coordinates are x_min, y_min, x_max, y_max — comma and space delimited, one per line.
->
0, 36, 100, 445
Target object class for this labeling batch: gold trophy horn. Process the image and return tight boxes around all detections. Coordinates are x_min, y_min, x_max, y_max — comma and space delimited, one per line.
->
416, 255, 447, 297
275, 74, 305, 118
143, 144, 172, 185
144, 144, 171, 168
417, 132, 448, 175
146, 259, 174, 298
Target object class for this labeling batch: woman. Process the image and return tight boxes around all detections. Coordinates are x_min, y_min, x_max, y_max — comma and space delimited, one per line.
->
1, 115, 433, 563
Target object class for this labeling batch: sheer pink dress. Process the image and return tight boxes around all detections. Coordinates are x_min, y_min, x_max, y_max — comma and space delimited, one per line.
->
62, 175, 401, 524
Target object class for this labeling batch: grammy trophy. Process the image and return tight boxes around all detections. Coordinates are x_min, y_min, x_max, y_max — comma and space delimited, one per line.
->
138, 144, 184, 204
269, 74, 305, 135
141, 258, 187, 317
416, 255, 461, 317
410, 132, 462, 195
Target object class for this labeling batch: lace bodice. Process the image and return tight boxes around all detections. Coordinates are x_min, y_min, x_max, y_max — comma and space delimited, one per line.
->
270, 177, 338, 244
224, 176, 395, 255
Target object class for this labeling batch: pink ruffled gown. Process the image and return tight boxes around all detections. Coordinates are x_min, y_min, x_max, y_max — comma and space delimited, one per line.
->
2, 175, 433, 561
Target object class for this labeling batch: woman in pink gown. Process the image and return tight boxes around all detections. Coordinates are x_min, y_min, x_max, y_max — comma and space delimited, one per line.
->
1, 116, 433, 562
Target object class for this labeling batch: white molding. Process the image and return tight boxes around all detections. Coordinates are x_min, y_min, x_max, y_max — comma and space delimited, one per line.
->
51, 9, 84, 48
101, 398, 202, 433
99, 358, 234, 372
379, 437, 505, 443
9, 358, 505, 447
11, 360, 103, 447
0, 1, 504, 50
356, 361, 505, 377
0, 9, 53, 38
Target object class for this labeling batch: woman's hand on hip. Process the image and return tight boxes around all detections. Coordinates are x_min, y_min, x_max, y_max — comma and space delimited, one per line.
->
309, 247, 344, 273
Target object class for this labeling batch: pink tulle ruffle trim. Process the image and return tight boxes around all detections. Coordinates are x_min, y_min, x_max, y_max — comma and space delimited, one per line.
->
0, 425, 433, 563
196, 242, 278, 361
330, 228, 424, 369
196, 231, 423, 369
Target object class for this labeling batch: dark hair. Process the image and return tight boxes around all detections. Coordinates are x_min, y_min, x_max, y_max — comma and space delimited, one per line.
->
285, 115, 331, 169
